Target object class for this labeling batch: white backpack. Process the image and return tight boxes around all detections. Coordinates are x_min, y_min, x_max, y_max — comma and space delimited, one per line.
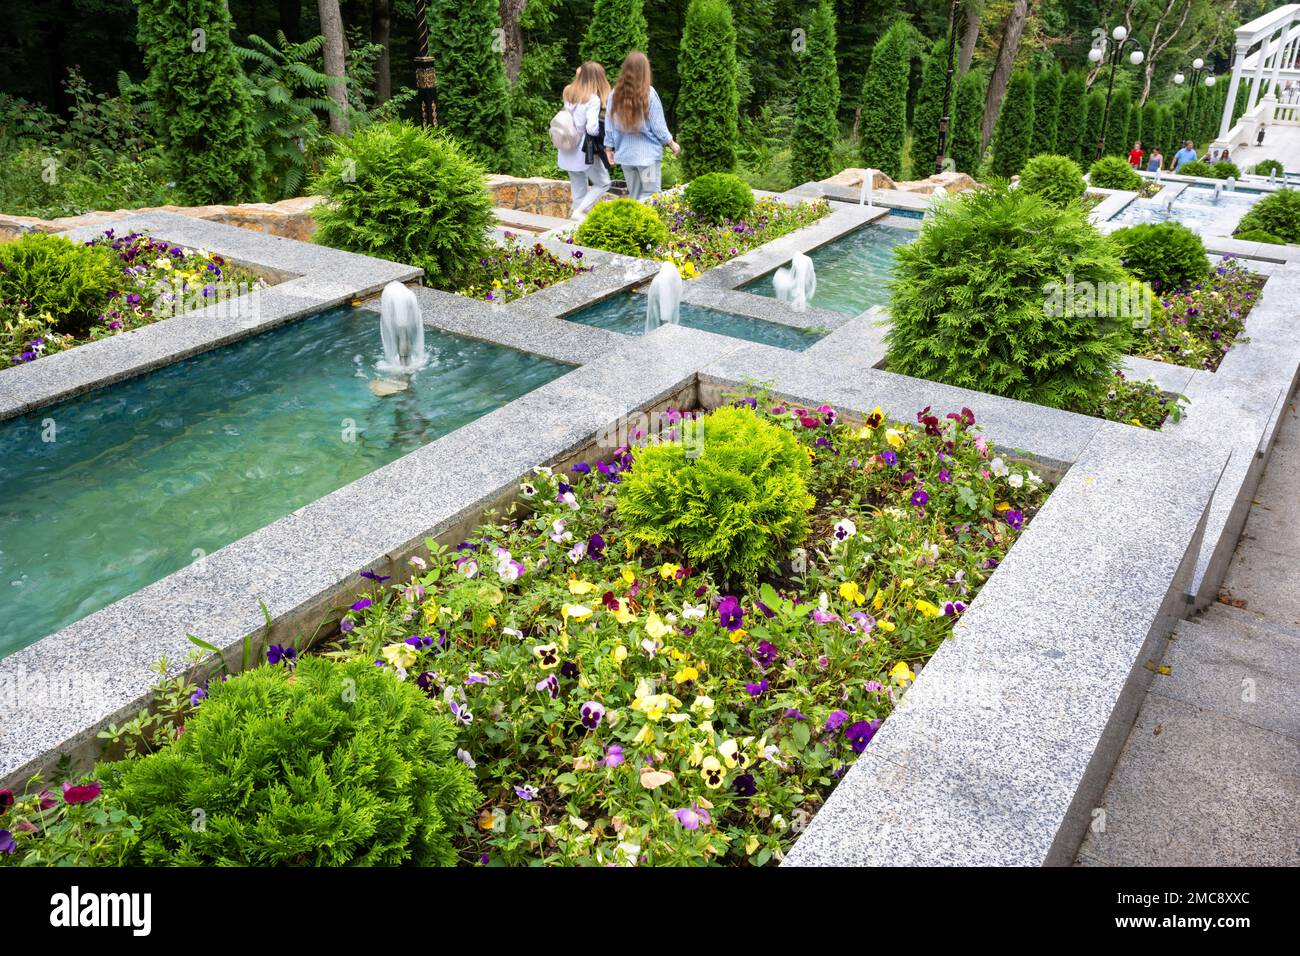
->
549, 106, 582, 152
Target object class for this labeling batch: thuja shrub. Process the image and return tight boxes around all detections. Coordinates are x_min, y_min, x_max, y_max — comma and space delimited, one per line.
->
1235, 188, 1300, 244
1018, 154, 1086, 207
1110, 222, 1209, 291
428, 0, 511, 172
858, 20, 909, 179
574, 198, 669, 256
1253, 159, 1284, 177
617, 405, 814, 583
677, 0, 741, 177
683, 172, 754, 223
1177, 159, 1215, 179
1087, 154, 1142, 191
310, 121, 493, 287
790, 0, 841, 184
1212, 160, 1241, 180
886, 182, 1133, 413
0, 234, 123, 336
98, 657, 479, 866
989, 69, 1035, 177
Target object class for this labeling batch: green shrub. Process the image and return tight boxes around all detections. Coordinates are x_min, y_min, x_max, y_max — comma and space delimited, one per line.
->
98, 657, 479, 866
1234, 227, 1285, 244
1088, 154, 1142, 191
429, 0, 512, 171
1235, 188, 1300, 244
1177, 159, 1215, 178
574, 198, 669, 256
1212, 160, 1241, 180
1082, 90, 1106, 165
581, 0, 650, 77
0, 234, 123, 336
990, 69, 1036, 177
310, 121, 493, 287
1057, 71, 1089, 165
1018, 154, 1086, 207
886, 182, 1133, 412
1253, 159, 1285, 177
1103, 88, 1131, 158
1110, 222, 1208, 291
677, 0, 740, 178
911, 38, 951, 178
683, 172, 754, 223
790, 0, 840, 184
858, 20, 910, 179
949, 69, 986, 175
1031, 68, 1063, 157
617, 405, 814, 583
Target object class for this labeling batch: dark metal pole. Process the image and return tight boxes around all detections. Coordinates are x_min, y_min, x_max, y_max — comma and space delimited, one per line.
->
1096, 36, 1125, 160
934, 0, 961, 175
415, 0, 437, 127
1178, 67, 1201, 145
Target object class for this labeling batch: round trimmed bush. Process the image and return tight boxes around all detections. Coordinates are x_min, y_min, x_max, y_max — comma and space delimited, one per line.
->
1212, 160, 1241, 180
1253, 159, 1284, 178
1110, 222, 1209, 291
310, 120, 493, 287
0, 233, 124, 336
683, 172, 754, 223
1019, 154, 1086, 207
1088, 155, 1142, 191
886, 181, 1133, 413
1235, 188, 1300, 244
617, 405, 814, 583
1177, 159, 1215, 179
1234, 227, 1285, 245
98, 656, 479, 866
574, 198, 670, 257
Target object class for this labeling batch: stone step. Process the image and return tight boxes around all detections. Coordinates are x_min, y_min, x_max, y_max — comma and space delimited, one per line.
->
1201, 600, 1300, 646
493, 207, 574, 235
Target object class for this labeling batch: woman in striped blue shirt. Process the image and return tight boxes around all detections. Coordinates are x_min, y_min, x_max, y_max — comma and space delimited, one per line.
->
603, 51, 681, 201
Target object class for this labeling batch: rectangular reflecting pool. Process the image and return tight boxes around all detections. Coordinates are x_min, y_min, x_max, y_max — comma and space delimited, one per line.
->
740, 222, 917, 316
0, 306, 570, 657
1109, 183, 1262, 234
565, 293, 823, 351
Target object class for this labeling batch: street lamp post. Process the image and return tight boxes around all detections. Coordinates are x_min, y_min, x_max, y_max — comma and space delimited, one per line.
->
414, 0, 438, 127
934, 0, 961, 176
1173, 59, 1214, 147
1089, 25, 1145, 161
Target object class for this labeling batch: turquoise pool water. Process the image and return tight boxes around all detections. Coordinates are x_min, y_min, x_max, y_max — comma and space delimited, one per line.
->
1109, 183, 1262, 233
0, 307, 569, 657
740, 223, 917, 315
566, 294, 823, 351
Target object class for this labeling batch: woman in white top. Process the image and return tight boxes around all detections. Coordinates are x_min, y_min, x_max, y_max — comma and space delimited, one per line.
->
557, 61, 612, 218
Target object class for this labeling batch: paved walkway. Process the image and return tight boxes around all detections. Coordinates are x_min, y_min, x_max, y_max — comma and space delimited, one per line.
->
1227, 122, 1300, 175
1077, 396, 1300, 866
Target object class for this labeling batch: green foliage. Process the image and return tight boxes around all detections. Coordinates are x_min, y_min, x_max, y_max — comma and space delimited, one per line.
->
1031, 68, 1063, 156
1212, 160, 1241, 179
886, 182, 1133, 413
1235, 189, 1300, 244
581, 0, 651, 76
98, 657, 479, 865
135, 0, 261, 204
677, 0, 740, 178
1177, 159, 1214, 178
1110, 222, 1209, 291
911, 39, 952, 178
1088, 154, 1142, 191
1253, 159, 1285, 177
791, 0, 841, 185
683, 172, 754, 223
1233, 228, 1285, 244
574, 198, 670, 256
990, 69, 1035, 177
0, 234, 123, 336
858, 20, 910, 179
949, 69, 986, 175
1019, 154, 1086, 207
616, 406, 814, 583
310, 121, 493, 287
1057, 71, 1089, 165
1082, 89, 1106, 165
1103, 88, 1131, 158
428, 0, 512, 172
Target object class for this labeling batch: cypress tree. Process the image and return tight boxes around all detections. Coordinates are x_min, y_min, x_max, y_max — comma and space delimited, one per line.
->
791, 0, 841, 184
1056, 71, 1089, 165
1082, 89, 1106, 163
582, 0, 651, 77
428, 0, 511, 172
1104, 87, 1131, 157
1031, 68, 1063, 156
912, 38, 952, 177
949, 68, 985, 175
1140, 100, 1160, 153
135, 0, 261, 204
677, 0, 740, 178
858, 20, 910, 179
990, 68, 1035, 177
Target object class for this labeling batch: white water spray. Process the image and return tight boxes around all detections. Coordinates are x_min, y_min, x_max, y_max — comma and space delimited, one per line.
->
773, 252, 817, 313
645, 261, 683, 332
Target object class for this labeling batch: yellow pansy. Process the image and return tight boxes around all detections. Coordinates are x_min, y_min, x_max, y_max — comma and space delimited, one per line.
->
673, 664, 700, 684
839, 581, 865, 605
633, 723, 656, 745
562, 603, 594, 622
659, 562, 681, 580
645, 612, 673, 640
621, 567, 636, 586
691, 694, 715, 717
728, 627, 748, 644
689, 739, 706, 766
669, 647, 688, 661
719, 738, 752, 770
915, 599, 941, 618
613, 600, 637, 625
423, 601, 440, 623
630, 692, 681, 721
872, 590, 884, 611
890, 661, 915, 685
995, 501, 1011, 512
381, 643, 417, 669
612, 644, 628, 664
877, 619, 896, 633
484, 614, 496, 627
534, 642, 561, 668
885, 428, 905, 448
745, 836, 760, 855
568, 579, 597, 595
901, 578, 915, 589
700, 756, 725, 788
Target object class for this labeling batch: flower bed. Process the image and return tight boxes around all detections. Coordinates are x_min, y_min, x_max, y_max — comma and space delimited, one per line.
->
2, 229, 266, 366
0, 397, 1050, 866
455, 233, 591, 304
646, 193, 830, 276
1133, 257, 1265, 371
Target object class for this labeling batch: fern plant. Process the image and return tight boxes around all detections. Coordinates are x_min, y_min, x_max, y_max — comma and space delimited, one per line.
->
616, 406, 814, 584
97, 657, 480, 866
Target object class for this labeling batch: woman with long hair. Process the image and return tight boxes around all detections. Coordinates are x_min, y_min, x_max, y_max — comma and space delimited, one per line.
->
603, 51, 680, 201
556, 61, 612, 218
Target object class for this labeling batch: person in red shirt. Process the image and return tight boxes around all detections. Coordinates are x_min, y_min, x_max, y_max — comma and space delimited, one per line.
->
1127, 141, 1144, 167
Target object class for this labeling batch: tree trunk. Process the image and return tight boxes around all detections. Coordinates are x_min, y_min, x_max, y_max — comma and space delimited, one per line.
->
318, 0, 352, 135
372, 0, 391, 102
280, 0, 302, 43
979, 0, 1028, 153
958, 5, 981, 75
499, 0, 528, 85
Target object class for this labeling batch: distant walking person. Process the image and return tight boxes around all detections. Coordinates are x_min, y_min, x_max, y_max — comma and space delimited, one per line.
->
1173, 140, 1198, 171
554, 61, 612, 219
604, 51, 680, 201
1127, 141, 1144, 167
1147, 148, 1163, 173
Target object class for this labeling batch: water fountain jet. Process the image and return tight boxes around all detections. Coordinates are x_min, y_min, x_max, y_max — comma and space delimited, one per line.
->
859, 169, 877, 208
378, 281, 427, 376
645, 261, 683, 332
773, 252, 817, 312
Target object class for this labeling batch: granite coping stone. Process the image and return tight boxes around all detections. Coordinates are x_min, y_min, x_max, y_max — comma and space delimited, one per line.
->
783, 422, 1224, 866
